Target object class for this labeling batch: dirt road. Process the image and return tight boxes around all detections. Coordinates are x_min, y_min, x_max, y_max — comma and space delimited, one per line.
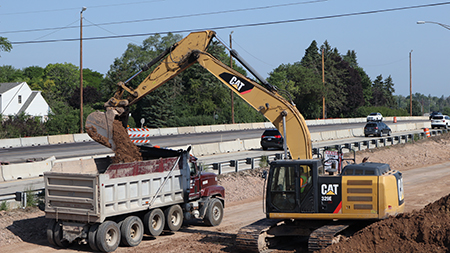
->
2, 134, 450, 252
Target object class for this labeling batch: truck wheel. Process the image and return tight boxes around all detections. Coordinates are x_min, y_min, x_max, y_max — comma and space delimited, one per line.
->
53, 221, 70, 248
204, 198, 223, 226
88, 223, 100, 252
96, 221, 121, 253
164, 205, 183, 231
144, 208, 165, 237
120, 216, 144, 247
46, 219, 56, 246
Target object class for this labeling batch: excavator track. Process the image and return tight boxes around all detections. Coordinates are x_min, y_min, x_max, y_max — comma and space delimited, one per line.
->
235, 218, 281, 252
308, 223, 351, 252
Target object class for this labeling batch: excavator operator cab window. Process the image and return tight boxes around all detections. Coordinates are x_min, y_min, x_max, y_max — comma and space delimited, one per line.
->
270, 166, 296, 211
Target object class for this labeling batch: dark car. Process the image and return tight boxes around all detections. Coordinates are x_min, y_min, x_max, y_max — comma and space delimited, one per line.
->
364, 121, 391, 137
261, 129, 284, 150
429, 111, 443, 120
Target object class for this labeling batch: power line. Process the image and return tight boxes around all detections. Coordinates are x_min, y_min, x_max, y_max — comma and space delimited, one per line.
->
10, 1, 450, 45
0, 0, 166, 16
2, 0, 326, 34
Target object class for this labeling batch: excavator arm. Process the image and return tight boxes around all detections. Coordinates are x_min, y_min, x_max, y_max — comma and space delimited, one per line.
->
86, 30, 312, 159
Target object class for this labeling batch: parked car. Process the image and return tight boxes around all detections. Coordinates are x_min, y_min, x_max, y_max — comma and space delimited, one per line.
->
429, 111, 443, 120
367, 112, 383, 122
261, 129, 284, 150
364, 121, 392, 137
431, 115, 450, 129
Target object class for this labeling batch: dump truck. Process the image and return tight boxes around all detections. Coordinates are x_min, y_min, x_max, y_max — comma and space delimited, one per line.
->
44, 146, 224, 252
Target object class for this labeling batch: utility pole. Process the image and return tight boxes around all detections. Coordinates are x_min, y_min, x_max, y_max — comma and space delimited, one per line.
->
230, 31, 235, 124
322, 48, 326, 119
409, 50, 413, 116
80, 7, 87, 133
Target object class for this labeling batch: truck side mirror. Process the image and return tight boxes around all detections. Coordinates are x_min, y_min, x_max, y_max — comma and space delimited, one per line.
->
261, 170, 267, 179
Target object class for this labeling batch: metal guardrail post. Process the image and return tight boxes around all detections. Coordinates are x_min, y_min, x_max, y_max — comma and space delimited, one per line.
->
213, 163, 222, 175
235, 160, 239, 172
363, 141, 369, 149
246, 158, 254, 170
380, 138, 386, 146
275, 153, 283, 160
354, 142, 361, 151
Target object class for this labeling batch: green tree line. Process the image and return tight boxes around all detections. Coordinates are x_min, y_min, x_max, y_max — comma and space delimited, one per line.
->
1, 33, 447, 138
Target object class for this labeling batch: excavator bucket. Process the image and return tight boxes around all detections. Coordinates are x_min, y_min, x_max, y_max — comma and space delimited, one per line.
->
85, 109, 118, 150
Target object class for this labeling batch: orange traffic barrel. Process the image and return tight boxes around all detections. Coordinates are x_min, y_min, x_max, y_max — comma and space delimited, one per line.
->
424, 128, 430, 137
393, 116, 397, 123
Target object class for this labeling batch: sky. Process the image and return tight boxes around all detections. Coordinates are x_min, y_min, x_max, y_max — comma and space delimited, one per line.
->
1, 0, 449, 98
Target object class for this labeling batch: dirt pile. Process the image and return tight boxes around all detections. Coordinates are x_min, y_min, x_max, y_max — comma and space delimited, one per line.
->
111, 119, 142, 163
86, 119, 142, 163
321, 194, 450, 253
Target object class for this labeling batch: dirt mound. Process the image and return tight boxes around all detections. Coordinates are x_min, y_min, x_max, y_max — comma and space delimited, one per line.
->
321, 192, 450, 253
111, 119, 142, 163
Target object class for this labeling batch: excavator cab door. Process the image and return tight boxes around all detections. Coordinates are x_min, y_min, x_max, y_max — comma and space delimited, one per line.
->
266, 160, 320, 214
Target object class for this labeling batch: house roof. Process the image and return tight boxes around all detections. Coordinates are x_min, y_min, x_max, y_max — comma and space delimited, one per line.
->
18, 91, 39, 114
0, 82, 22, 94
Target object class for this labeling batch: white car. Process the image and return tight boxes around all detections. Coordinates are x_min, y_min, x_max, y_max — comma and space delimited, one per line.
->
431, 115, 450, 129
367, 112, 383, 122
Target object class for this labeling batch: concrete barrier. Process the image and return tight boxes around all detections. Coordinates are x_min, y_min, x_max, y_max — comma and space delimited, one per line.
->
0, 137, 22, 148
352, 128, 364, 137
178, 126, 196, 134
224, 124, 241, 131
238, 123, 253, 130
48, 134, 74, 144
321, 131, 337, 141
192, 143, 221, 156
219, 139, 244, 153
20, 136, 49, 147
264, 122, 275, 129
73, 133, 93, 142
1, 156, 55, 181
310, 132, 322, 142
251, 122, 266, 129
159, 127, 178, 136
243, 138, 261, 150
194, 125, 212, 133
210, 125, 227, 132
335, 129, 352, 139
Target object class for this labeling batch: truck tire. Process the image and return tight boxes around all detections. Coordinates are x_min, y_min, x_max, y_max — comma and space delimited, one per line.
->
88, 223, 100, 252
204, 198, 223, 226
52, 221, 70, 248
46, 219, 56, 246
96, 221, 121, 253
120, 216, 144, 247
164, 204, 183, 231
144, 208, 165, 237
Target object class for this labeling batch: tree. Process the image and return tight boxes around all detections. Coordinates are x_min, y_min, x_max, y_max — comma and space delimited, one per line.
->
44, 63, 79, 102
0, 65, 23, 82
0, 37, 12, 57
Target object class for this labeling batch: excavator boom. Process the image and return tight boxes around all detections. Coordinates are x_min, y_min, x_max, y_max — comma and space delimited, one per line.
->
86, 30, 312, 160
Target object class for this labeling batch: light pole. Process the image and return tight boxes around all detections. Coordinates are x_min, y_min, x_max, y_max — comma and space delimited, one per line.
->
417, 21, 450, 31
80, 6, 86, 133
230, 31, 235, 124
409, 50, 413, 116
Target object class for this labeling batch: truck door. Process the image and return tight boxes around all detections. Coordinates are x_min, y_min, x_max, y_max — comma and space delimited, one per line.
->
189, 161, 201, 200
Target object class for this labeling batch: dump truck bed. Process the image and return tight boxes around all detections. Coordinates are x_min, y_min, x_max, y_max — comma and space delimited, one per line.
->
45, 152, 190, 223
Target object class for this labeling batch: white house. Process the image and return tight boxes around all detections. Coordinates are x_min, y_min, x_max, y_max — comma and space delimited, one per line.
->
0, 82, 51, 121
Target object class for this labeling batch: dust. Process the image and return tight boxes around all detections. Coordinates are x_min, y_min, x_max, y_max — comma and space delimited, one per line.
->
111, 119, 142, 163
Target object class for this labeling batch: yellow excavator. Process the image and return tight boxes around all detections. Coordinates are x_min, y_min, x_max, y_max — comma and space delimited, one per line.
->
86, 30, 405, 252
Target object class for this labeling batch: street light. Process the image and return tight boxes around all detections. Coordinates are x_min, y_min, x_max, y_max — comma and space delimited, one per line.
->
417, 21, 450, 31
80, 7, 86, 133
